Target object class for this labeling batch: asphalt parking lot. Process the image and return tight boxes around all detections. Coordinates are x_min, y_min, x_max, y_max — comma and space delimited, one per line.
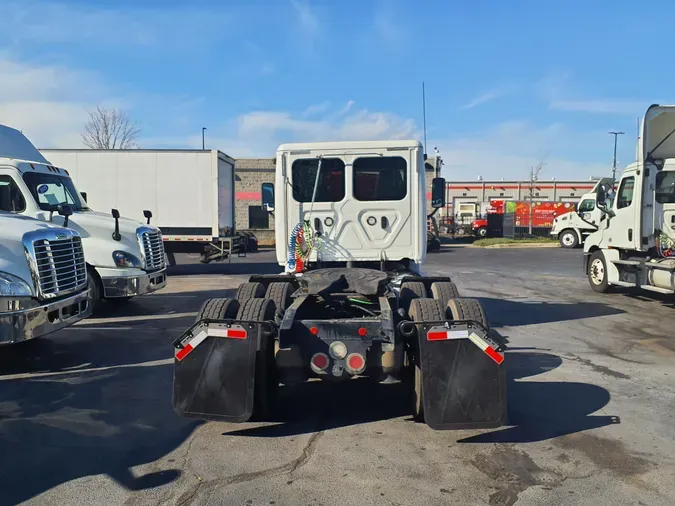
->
1, 245, 674, 506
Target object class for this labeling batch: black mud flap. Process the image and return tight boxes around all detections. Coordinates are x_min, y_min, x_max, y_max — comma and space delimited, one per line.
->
172, 319, 270, 423
414, 321, 506, 430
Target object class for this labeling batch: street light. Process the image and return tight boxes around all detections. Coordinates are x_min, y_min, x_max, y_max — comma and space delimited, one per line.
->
609, 131, 625, 182
202, 127, 207, 150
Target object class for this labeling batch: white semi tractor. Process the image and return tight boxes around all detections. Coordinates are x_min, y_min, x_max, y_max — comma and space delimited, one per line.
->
0, 125, 167, 310
550, 177, 615, 248
173, 140, 506, 430
0, 211, 91, 345
585, 104, 675, 295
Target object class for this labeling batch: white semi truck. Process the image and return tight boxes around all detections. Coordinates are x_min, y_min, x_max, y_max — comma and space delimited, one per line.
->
0, 211, 91, 345
0, 125, 167, 310
550, 177, 615, 248
173, 140, 506, 430
585, 104, 675, 295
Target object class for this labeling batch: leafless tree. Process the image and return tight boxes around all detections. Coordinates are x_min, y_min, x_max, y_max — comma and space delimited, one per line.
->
527, 156, 548, 235
81, 106, 141, 149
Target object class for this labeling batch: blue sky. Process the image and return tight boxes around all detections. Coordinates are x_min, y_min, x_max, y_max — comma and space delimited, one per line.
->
0, 0, 669, 179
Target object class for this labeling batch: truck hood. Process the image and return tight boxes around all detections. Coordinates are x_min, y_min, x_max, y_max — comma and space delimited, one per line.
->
0, 213, 64, 285
39, 210, 160, 269
641, 105, 675, 161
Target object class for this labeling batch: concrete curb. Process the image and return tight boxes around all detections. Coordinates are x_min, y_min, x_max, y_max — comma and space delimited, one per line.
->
471, 242, 561, 249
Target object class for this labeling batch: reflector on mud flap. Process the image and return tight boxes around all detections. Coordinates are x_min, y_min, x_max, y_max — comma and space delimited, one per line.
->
175, 325, 248, 361
426, 326, 503, 365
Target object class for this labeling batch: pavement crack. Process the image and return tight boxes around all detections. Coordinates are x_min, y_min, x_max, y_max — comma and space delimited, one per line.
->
563, 353, 631, 379
173, 429, 324, 506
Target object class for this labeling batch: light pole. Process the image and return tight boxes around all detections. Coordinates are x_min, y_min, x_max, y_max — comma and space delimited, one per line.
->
202, 127, 207, 150
609, 131, 625, 183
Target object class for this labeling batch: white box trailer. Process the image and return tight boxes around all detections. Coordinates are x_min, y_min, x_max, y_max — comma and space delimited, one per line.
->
39, 149, 240, 262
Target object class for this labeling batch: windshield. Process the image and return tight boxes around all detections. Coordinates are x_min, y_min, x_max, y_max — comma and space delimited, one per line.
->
656, 171, 675, 204
22, 172, 89, 212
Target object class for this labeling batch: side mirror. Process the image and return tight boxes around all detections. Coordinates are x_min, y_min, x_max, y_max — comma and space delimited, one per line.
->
111, 208, 121, 241
57, 204, 73, 228
143, 209, 152, 224
80, 191, 87, 203
596, 185, 607, 207
431, 177, 446, 209
261, 182, 275, 212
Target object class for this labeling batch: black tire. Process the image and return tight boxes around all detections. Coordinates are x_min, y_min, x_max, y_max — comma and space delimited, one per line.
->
477, 227, 488, 238
430, 281, 460, 309
408, 298, 444, 422
446, 298, 490, 330
400, 281, 427, 314
265, 282, 293, 316
588, 250, 611, 293
87, 266, 103, 314
559, 229, 579, 249
197, 297, 240, 322
236, 298, 277, 420
428, 237, 441, 252
236, 282, 266, 303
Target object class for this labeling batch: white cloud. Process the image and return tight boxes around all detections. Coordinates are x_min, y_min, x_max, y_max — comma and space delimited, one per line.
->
303, 102, 332, 117
291, 0, 320, 42
549, 99, 648, 115
460, 88, 513, 110
373, 9, 406, 49
0, 1, 231, 51
0, 57, 111, 147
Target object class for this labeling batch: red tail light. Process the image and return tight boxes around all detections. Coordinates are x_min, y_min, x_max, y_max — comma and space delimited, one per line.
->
310, 353, 329, 372
346, 353, 366, 374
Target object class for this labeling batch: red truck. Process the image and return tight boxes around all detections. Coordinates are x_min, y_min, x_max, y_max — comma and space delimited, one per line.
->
471, 200, 576, 237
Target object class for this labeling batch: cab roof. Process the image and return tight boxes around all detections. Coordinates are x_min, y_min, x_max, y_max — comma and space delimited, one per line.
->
0, 124, 49, 164
277, 140, 423, 152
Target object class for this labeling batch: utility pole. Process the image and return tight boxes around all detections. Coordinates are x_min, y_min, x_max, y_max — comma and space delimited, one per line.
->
528, 162, 544, 236
202, 127, 207, 150
609, 131, 625, 183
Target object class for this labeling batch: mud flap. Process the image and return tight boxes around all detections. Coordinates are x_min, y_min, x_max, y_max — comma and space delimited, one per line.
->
172, 320, 263, 422
417, 323, 506, 430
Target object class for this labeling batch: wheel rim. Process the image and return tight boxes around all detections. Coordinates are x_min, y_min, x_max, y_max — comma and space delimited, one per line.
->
590, 258, 605, 285
562, 233, 575, 246
479, 228, 487, 237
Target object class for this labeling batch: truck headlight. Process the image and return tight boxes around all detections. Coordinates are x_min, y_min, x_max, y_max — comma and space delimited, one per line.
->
112, 251, 142, 269
0, 272, 33, 297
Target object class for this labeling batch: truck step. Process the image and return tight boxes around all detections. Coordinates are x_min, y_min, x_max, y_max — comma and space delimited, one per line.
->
611, 260, 642, 266
641, 285, 674, 294
612, 280, 636, 288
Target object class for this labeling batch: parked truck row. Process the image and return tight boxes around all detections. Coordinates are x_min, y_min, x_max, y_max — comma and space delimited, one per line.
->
0, 125, 168, 344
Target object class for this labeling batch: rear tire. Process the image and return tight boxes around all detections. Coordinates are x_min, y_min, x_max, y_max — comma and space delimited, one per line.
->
446, 298, 490, 330
400, 281, 427, 313
197, 297, 240, 322
265, 282, 293, 316
87, 266, 103, 314
408, 298, 444, 422
236, 282, 266, 303
477, 227, 488, 238
430, 281, 460, 309
559, 229, 579, 249
236, 298, 277, 420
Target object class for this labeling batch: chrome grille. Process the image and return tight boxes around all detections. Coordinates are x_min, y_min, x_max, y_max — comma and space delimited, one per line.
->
33, 236, 87, 298
139, 229, 165, 271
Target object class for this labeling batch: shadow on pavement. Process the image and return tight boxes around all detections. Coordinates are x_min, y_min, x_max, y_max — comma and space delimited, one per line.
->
0, 352, 197, 505
478, 297, 625, 327
223, 351, 617, 443
168, 261, 281, 277
458, 351, 619, 443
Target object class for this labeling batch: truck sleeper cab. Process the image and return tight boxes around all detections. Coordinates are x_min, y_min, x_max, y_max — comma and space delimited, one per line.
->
0, 212, 91, 344
173, 141, 507, 431
0, 125, 167, 309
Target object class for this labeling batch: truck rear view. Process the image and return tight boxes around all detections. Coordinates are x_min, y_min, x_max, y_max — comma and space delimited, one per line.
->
172, 140, 506, 430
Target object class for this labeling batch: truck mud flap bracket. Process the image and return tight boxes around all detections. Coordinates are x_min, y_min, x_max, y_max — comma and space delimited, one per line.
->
172, 318, 276, 423
400, 320, 507, 430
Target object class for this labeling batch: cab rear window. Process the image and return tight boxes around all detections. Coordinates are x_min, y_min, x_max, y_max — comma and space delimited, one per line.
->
292, 158, 345, 203
353, 156, 407, 201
